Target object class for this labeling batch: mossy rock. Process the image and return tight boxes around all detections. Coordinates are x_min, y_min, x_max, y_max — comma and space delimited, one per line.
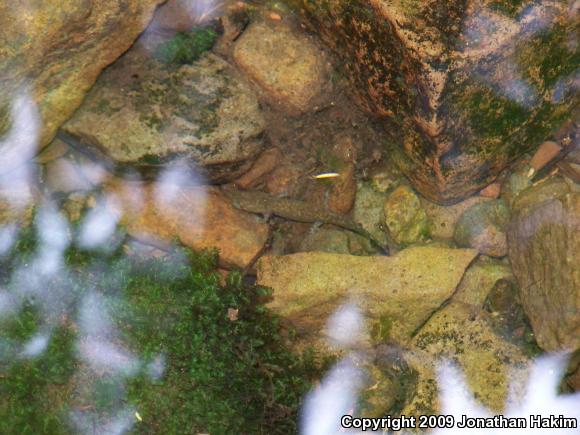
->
61, 45, 265, 182
286, 0, 577, 203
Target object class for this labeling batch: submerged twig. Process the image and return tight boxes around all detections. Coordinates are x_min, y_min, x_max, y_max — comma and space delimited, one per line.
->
222, 187, 397, 255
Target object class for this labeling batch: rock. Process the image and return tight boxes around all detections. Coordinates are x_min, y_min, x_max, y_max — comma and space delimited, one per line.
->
402, 257, 530, 415
383, 185, 431, 246
299, 227, 374, 255
422, 196, 491, 240
298, 228, 350, 254
43, 157, 93, 194
529, 141, 562, 172
327, 162, 357, 214
502, 166, 533, 208
369, 166, 400, 193
0, 0, 162, 152
61, 48, 265, 183
147, 0, 221, 33
407, 303, 530, 414
264, 164, 302, 196
0, 184, 35, 228
256, 247, 477, 345
290, 0, 577, 202
353, 182, 388, 246
507, 178, 580, 351
454, 200, 510, 257
479, 182, 501, 199
35, 138, 70, 164
234, 148, 282, 189
105, 180, 269, 268
232, 20, 331, 113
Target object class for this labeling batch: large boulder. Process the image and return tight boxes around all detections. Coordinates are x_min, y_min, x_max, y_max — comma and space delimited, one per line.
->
256, 247, 477, 344
61, 47, 266, 183
508, 178, 579, 351
0, 0, 163, 156
288, 0, 577, 203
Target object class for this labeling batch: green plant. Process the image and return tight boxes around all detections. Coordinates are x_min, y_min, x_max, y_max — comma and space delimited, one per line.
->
0, 226, 326, 434
154, 28, 218, 65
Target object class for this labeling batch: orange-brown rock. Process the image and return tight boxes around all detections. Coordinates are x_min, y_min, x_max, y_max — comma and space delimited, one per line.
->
106, 180, 269, 268
234, 148, 283, 189
327, 163, 357, 214
479, 182, 502, 199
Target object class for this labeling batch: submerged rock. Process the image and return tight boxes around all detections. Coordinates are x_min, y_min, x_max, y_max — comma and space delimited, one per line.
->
422, 196, 491, 240
0, 0, 163, 152
353, 182, 388, 246
289, 0, 577, 202
61, 47, 265, 183
256, 247, 477, 345
105, 180, 269, 268
403, 257, 531, 415
454, 200, 511, 257
233, 20, 331, 113
383, 185, 431, 246
508, 178, 580, 351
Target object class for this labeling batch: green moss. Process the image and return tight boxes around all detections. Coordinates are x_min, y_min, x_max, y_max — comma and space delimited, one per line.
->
0, 225, 325, 434
517, 23, 580, 90
154, 28, 218, 65
464, 87, 531, 139
488, 0, 528, 17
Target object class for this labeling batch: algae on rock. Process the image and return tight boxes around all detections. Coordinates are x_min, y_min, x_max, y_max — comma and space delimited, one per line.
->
287, 0, 577, 203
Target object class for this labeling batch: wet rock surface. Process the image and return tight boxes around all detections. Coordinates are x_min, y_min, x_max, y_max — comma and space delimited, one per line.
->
233, 19, 331, 113
289, 0, 577, 202
257, 247, 477, 345
61, 48, 265, 183
508, 178, 580, 351
0, 0, 163, 152
383, 185, 431, 246
454, 199, 510, 257
105, 179, 270, 269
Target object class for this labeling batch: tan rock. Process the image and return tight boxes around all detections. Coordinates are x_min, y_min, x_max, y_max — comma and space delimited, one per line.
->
422, 196, 491, 240
106, 180, 269, 268
257, 247, 477, 345
0, 0, 163, 154
233, 20, 331, 113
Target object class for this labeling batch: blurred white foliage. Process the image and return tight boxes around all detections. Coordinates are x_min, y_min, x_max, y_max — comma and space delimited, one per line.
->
70, 407, 137, 435
301, 358, 365, 435
0, 224, 18, 255
325, 302, 367, 349
77, 291, 140, 376
301, 303, 580, 435
78, 194, 122, 249
19, 332, 50, 358
432, 354, 580, 434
